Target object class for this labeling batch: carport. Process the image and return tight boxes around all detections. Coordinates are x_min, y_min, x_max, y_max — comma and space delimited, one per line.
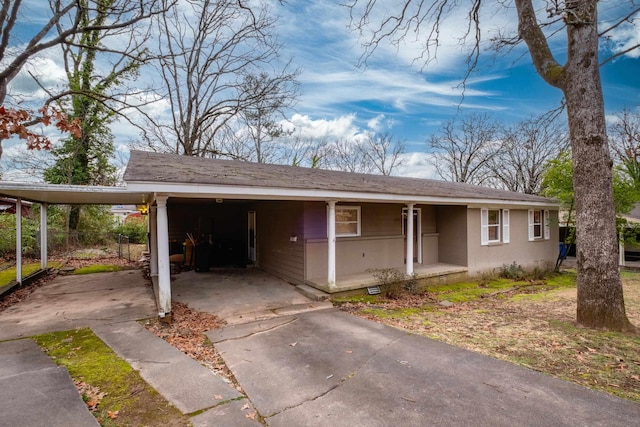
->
0, 182, 157, 301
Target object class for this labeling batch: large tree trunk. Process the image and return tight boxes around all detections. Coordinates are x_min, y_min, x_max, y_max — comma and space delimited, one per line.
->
515, 0, 634, 331
562, 2, 633, 331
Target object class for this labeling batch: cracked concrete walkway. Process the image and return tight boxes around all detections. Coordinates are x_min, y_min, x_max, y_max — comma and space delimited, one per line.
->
207, 309, 640, 427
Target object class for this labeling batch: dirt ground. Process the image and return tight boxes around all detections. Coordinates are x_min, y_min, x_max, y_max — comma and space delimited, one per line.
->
337, 269, 640, 403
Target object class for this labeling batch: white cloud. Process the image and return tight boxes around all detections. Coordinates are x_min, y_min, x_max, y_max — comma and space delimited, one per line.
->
5, 46, 66, 104
367, 114, 385, 131
599, 2, 640, 59
394, 152, 438, 179
283, 113, 360, 140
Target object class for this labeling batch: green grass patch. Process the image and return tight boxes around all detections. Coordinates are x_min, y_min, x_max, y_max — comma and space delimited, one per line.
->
620, 270, 640, 279
34, 328, 188, 426
332, 294, 382, 304
544, 271, 577, 288
0, 262, 63, 288
361, 306, 424, 319
72, 265, 126, 275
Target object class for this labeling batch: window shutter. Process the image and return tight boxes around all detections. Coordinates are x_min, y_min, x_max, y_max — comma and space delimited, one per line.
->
544, 210, 550, 240
528, 210, 534, 241
502, 209, 510, 244
481, 208, 489, 246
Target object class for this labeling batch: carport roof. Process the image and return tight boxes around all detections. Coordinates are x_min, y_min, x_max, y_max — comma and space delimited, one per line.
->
0, 181, 150, 205
124, 150, 556, 206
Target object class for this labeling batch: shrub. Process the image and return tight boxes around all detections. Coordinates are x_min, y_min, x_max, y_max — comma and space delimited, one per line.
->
0, 212, 40, 256
114, 217, 147, 244
499, 262, 526, 280
368, 268, 420, 298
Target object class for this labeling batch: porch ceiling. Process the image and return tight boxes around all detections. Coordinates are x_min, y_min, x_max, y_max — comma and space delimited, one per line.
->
0, 182, 151, 205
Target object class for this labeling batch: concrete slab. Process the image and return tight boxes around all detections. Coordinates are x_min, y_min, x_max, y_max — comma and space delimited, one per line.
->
93, 321, 242, 415
190, 398, 262, 426
0, 339, 99, 427
295, 284, 330, 301
0, 270, 156, 341
211, 310, 640, 426
172, 269, 323, 323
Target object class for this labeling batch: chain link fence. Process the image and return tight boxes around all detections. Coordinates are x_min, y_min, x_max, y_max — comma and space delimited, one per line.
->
1, 229, 145, 262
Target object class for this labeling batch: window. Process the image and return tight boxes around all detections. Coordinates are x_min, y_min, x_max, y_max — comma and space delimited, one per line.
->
335, 206, 361, 237
528, 209, 550, 241
481, 208, 509, 245
488, 210, 501, 242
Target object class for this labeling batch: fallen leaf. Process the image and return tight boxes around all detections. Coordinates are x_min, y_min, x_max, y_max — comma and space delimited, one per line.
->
107, 410, 119, 419
289, 342, 297, 347
214, 394, 223, 400
241, 403, 250, 410
245, 412, 256, 420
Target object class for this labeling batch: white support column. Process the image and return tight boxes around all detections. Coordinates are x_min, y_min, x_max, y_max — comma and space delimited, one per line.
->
327, 200, 336, 289
149, 206, 158, 277
155, 196, 171, 316
406, 203, 415, 275
15, 198, 22, 284
40, 203, 48, 270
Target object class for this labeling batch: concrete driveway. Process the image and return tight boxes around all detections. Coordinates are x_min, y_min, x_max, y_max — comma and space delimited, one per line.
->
0, 269, 156, 341
171, 269, 331, 324
207, 309, 640, 427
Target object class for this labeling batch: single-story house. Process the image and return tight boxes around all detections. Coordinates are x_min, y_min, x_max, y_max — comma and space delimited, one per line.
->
0, 150, 559, 318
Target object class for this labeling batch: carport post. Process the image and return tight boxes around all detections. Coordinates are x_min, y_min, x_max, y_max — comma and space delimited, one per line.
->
155, 196, 171, 317
149, 205, 158, 276
406, 203, 414, 275
15, 198, 22, 284
40, 203, 48, 270
327, 200, 336, 289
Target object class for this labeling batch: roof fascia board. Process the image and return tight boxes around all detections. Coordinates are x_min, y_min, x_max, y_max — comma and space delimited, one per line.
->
125, 182, 558, 208
0, 182, 150, 204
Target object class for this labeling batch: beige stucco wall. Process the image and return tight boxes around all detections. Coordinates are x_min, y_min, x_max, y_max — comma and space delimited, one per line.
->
466, 208, 559, 273
436, 205, 468, 266
422, 234, 439, 264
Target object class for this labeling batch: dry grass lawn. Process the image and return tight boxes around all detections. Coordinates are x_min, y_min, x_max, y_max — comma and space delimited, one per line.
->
335, 269, 640, 403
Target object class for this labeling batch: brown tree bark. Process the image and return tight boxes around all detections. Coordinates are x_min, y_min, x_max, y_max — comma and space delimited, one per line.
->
516, 0, 634, 331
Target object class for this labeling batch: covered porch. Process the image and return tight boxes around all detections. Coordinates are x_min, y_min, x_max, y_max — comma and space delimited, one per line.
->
307, 262, 469, 293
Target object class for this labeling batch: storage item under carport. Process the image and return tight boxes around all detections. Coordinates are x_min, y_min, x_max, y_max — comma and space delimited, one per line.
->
194, 242, 210, 272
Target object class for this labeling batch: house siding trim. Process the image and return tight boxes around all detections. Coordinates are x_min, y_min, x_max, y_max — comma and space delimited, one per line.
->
123, 181, 557, 209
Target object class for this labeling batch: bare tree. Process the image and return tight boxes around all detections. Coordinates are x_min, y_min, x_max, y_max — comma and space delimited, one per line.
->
326, 137, 372, 174
490, 115, 568, 194
281, 133, 332, 169
360, 132, 406, 175
148, 0, 298, 157
0, 0, 167, 159
220, 71, 300, 163
429, 113, 498, 185
322, 132, 406, 175
609, 108, 640, 188
348, 1, 638, 331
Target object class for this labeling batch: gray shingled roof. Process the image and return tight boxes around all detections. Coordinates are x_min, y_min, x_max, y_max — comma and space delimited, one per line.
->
124, 150, 554, 204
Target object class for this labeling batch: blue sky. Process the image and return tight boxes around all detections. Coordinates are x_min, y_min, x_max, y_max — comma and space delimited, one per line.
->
272, 1, 639, 153
2, 0, 639, 180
